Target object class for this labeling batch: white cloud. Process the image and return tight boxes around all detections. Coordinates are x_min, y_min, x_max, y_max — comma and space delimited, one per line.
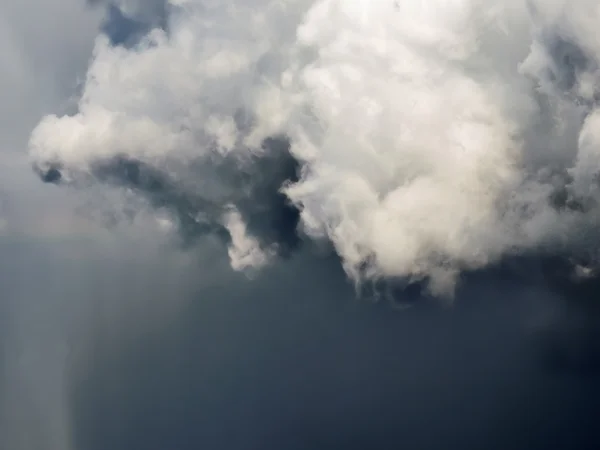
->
27, 0, 600, 295
223, 206, 273, 272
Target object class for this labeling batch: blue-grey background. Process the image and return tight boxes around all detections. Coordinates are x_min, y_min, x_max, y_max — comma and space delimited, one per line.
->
0, 2, 599, 449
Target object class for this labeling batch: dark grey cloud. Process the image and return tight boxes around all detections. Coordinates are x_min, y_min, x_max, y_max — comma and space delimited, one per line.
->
62, 246, 600, 450
39, 135, 302, 255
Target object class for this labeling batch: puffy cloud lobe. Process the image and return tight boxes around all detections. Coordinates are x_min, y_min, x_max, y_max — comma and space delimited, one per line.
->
28, 0, 600, 295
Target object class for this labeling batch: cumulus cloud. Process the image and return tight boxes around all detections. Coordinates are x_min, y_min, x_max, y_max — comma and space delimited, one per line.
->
27, 0, 600, 295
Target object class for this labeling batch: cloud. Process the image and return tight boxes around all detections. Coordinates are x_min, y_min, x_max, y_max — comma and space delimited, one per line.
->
26, 0, 600, 296
3, 4, 600, 450
5, 4, 600, 449
60, 240, 600, 450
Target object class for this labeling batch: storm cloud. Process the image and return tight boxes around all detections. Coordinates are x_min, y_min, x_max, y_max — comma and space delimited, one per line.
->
2, 1, 600, 450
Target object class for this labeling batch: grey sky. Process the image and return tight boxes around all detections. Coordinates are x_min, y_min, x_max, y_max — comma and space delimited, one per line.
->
0, 0, 104, 237
0, 3, 103, 448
